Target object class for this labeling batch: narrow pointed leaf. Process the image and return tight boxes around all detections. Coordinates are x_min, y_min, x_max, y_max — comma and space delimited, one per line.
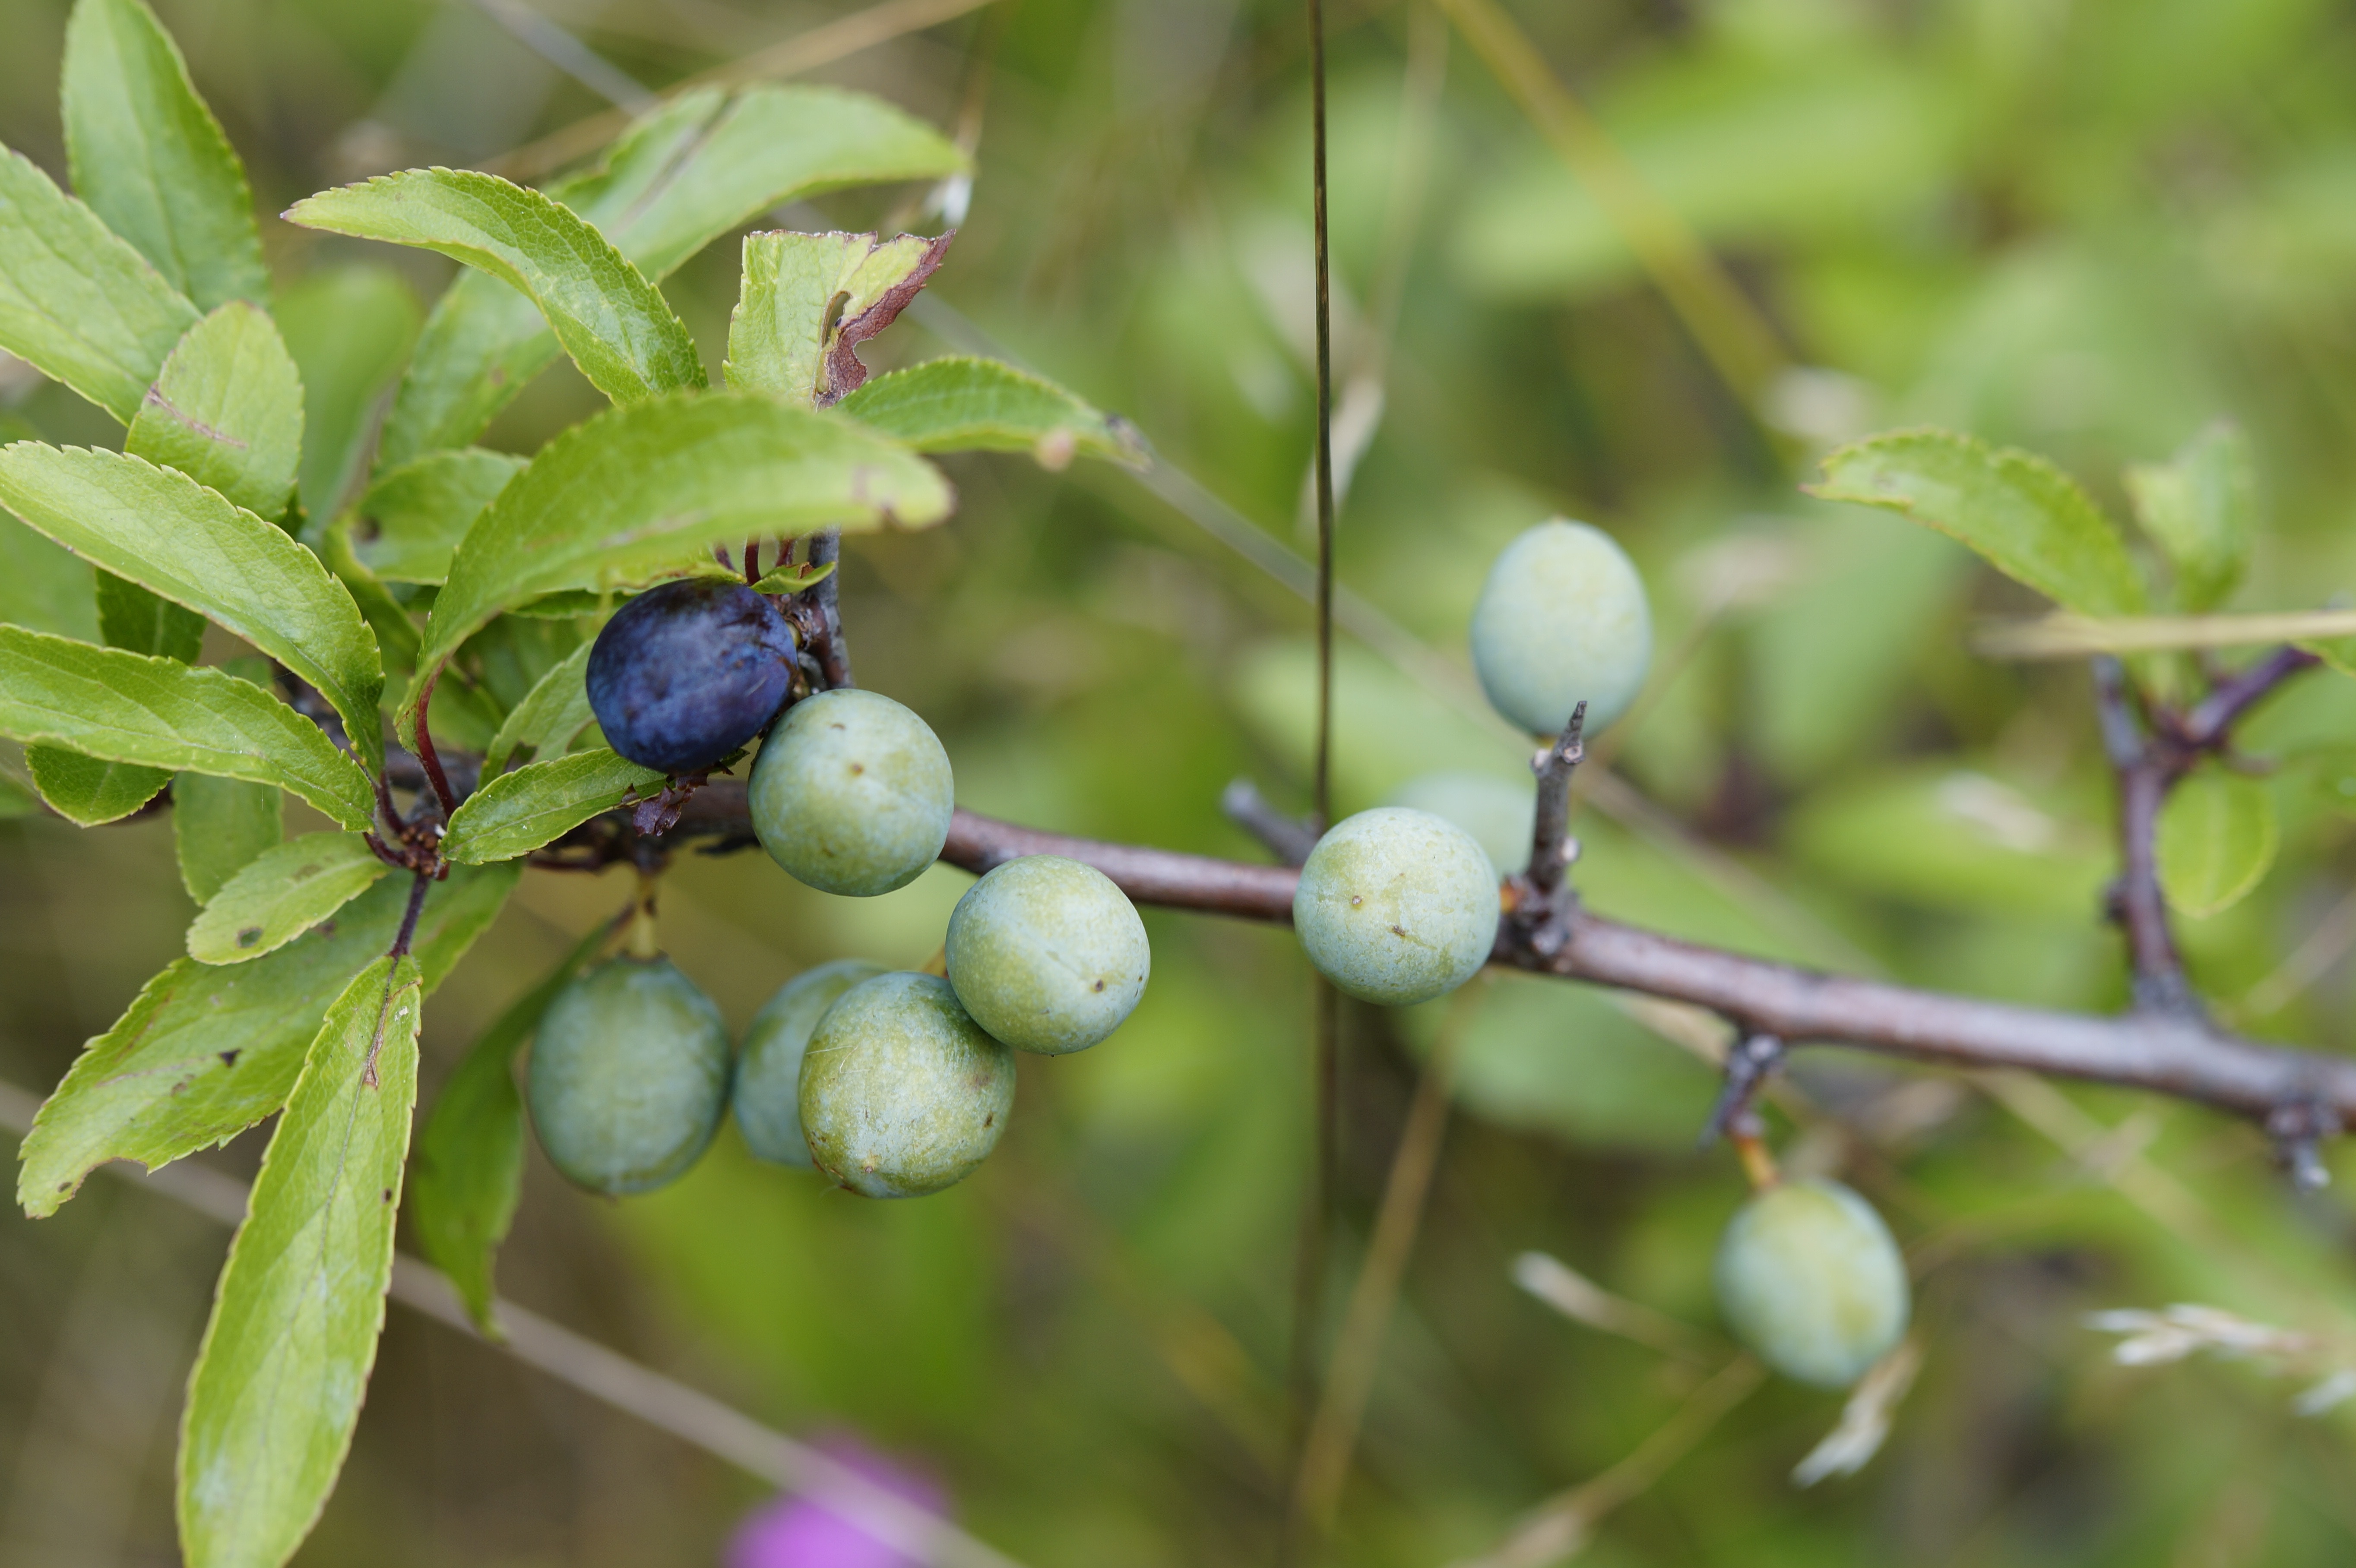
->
839, 356, 1149, 468
187, 832, 392, 965
176, 955, 422, 1568
126, 301, 304, 522
400, 392, 951, 737
177, 774, 284, 904
440, 747, 661, 864
62, 0, 267, 311
0, 627, 374, 827
0, 444, 386, 775
2156, 768, 2278, 919
16, 863, 515, 1217
379, 85, 965, 462
285, 169, 702, 405
25, 744, 167, 823
726, 231, 946, 408
2125, 422, 2255, 614
482, 639, 595, 773
275, 268, 421, 522
346, 448, 524, 585
410, 917, 613, 1331
0, 145, 200, 423
1810, 428, 2145, 617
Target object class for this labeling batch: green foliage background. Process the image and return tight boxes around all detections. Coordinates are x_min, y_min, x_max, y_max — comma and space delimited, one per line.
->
5, 0, 2356, 1563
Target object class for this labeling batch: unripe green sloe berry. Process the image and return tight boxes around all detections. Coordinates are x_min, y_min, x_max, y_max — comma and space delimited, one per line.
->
526, 956, 732, 1195
750, 688, 954, 897
798, 972, 1015, 1198
1293, 806, 1499, 1007
1470, 519, 1652, 737
1713, 1177, 1910, 1388
945, 855, 1150, 1054
734, 958, 887, 1167
1386, 771, 1535, 878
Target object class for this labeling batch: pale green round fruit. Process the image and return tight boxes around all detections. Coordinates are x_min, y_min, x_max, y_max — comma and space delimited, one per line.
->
1714, 1177, 1910, 1388
1470, 519, 1652, 737
945, 855, 1150, 1054
750, 688, 953, 897
799, 972, 1016, 1198
1386, 772, 1535, 876
734, 958, 888, 1167
1293, 807, 1499, 1007
526, 956, 731, 1195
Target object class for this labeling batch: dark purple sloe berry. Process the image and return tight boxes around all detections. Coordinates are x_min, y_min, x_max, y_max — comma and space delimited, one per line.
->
586, 579, 800, 775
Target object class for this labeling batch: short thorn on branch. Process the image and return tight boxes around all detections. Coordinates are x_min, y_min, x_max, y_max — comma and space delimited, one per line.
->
1509, 700, 1589, 958
1699, 1031, 1784, 1150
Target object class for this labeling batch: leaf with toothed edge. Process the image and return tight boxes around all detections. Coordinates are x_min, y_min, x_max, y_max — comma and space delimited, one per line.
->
725, 230, 951, 408
398, 392, 950, 746
124, 301, 304, 524
838, 356, 1149, 469
482, 641, 596, 773
186, 832, 392, 966
175, 953, 423, 1568
345, 448, 525, 586
284, 168, 703, 406
0, 443, 385, 776
441, 747, 664, 865
15, 863, 516, 1219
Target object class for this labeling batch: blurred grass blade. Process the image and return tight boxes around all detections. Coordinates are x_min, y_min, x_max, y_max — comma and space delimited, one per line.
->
186, 832, 393, 966
287, 169, 703, 406
177, 954, 423, 1568
0, 145, 199, 422
0, 627, 375, 827
839, 356, 1147, 468
411, 917, 615, 1331
442, 747, 662, 864
62, 0, 268, 311
16, 864, 515, 1217
125, 301, 304, 523
0, 444, 386, 775
726, 230, 947, 407
1812, 428, 2145, 618
382, 85, 966, 462
2125, 423, 2255, 614
400, 393, 950, 741
483, 640, 595, 773
2157, 769, 2277, 918
275, 268, 421, 523
346, 448, 525, 585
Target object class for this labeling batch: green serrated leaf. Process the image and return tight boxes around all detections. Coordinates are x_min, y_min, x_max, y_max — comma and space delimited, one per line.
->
62, 0, 267, 312
441, 746, 661, 864
24, 743, 166, 823
126, 301, 304, 523
316, 520, 421, 682
176, 953, 420, 1568
0, 626, 375, 828
482, 639, 595, 773
747, 560, 835, 596
347, 448, 524, 585
377, 85, 966, 464
410, 917, 612, 1332
16, 862, 514, 1217
0, 443, 386, 776
400, 392, 950, 740
0, 144, 200, 423
187, 831, 392, 965
274, 268, 421, 523
2125, 422, 2255, 614
95, 567, 205, 660
1809, 428, 2145, 618
176, 772, 284, 904
838, 356, 1149, 468
2156, 768, 2278, 919
285, 170, 703, 406
725, 230, 945, 408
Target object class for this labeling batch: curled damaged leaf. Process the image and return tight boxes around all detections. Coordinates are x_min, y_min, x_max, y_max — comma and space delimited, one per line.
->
725, 229, 952, 409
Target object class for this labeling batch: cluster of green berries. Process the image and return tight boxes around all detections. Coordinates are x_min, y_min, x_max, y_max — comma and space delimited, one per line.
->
530, 683, 1149, 1198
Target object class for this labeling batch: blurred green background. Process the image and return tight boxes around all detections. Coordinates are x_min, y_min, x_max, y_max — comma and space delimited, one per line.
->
8, 0, 2356, 1563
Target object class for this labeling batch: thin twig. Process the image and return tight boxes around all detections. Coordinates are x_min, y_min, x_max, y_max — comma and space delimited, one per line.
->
801, 530, 854, 688
0, 1082, 1030, 1568
1222, 778, 1320, 866
1291, 978, 1483, 1533
2091, 658, 2197, 1017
